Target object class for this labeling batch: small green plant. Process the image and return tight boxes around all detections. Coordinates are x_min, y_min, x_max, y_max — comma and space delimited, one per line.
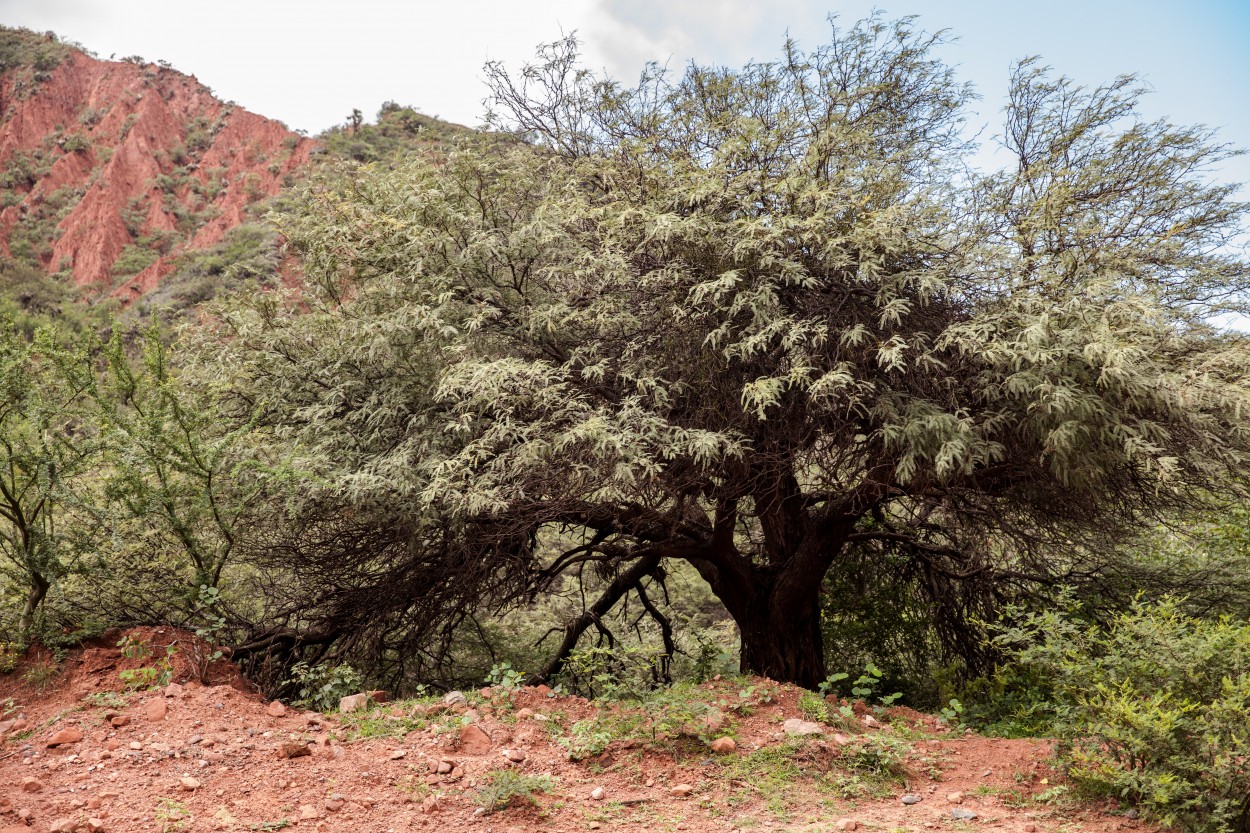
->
287, 661, 363, 712
0, 640, 20, 673
557, 719, 614, 760
841, 735, 907, 778
21, 661, 57, 688
485, 661, 525, 691
797, 691, 829, 723
155, 797, 189, 832
117, 636, 176, 690
83, 691, 128, 709
475, 770, 555, 814
939, 698, 964, 726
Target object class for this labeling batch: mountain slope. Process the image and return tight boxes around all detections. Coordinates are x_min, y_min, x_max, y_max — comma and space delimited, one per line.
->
0, 28, 312, 301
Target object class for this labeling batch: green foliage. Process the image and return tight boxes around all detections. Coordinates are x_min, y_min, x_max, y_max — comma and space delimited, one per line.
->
484, 661, 525, 691
110, 244, 160, 277
288, 661, 363, 712
475, 769, 555, 814
202, 17, 1250, 689
117, 634, 176, 690
999, 599, 1250, 832
0, 318, 103, 636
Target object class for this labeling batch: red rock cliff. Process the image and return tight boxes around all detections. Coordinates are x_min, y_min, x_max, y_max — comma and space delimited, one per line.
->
0, 44, 312, 299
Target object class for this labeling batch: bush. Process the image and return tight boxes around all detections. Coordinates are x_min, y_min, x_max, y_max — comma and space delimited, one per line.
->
475, 770, 555, 814
998, 599, 1250, 832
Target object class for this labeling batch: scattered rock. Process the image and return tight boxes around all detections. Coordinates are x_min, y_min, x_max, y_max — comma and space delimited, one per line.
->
146, 699, 167, 721
109, 715, 130, 728
951, 808, 979, 820
1023, 825, 1037, 832
421, 795, 441, 814
947, 791, 964, 804
368, 689, 390, 703
436, 760, 454, 774
49, 819, 74, 833
981, 769, 992, 777
836, 821, 858, 832
265, 701, 287, 718
298, 805, 321, 820
46, 726, 84, 747
179, 776, 201, 791
782, 718, 822, 736
164, 683, 184, 698
459, 723, 492, 755
515, 707, 534, 720
444, 690, 468, 706
669, 784, 694, 797
279, 742, 311, 759
709, 737, 737, 754
503, 747, 526, 763
86, 820, 106, 833
20, 776, 43, 792
325, 796, 345, 812
590, 786, 606, 800
832, 732, 852, 746
390, 749, 407, 760
701, 709, 726, 733
900, 794, 923, 805
862, 714, 881, 728
339, 693, 369, 713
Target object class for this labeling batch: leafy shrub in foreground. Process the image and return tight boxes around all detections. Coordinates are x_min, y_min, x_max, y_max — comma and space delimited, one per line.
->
999, 599, 1250, 833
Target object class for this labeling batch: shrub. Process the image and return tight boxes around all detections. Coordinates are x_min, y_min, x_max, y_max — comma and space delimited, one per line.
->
998, 599, 1250, 832
475, 770, 555, 814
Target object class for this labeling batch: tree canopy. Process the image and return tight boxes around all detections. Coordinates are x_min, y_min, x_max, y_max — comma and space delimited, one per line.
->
206, 16, 1250, 687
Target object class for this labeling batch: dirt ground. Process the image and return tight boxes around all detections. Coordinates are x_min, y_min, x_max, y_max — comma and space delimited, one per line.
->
1, 628, 1159, 833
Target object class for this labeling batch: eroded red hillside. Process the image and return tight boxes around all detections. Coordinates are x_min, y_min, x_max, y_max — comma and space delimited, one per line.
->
0, 42, 312, 299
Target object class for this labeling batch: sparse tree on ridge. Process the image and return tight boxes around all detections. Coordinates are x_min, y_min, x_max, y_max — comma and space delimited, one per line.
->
212, 16, 1250, 688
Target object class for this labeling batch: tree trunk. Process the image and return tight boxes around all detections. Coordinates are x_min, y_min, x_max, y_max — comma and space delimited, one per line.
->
18, 571, 49, 634
721, 572, 827, 690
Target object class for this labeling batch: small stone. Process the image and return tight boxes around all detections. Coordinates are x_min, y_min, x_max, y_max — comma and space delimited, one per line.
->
443, 690, 468, 706
421, 795, 441, 814
515, 707, 534, 720
146, 699, 167, 721
981, 769, 992, 777
109, 715, 129, 728
900, 794, 923, 805
436, 761, 453, 774
49, 819, 74, 833
368, 690, 390, 703
669, 783, 694, 797
338, 692, 369, 713
587, 824, 601, 831
180, 776, 201, 791
390, 749, 407, 760
298, 805, 321, 820
459, 723, 492, 755
20, 776, 43, 792
266, 701, 288, 718
862, 714, 881, 728
590, 786, 606, 801
129, 741, 142, 750
709, 737, 736, 754
1023, 825, 1037, 832
947, 791, 964, 804
836, 821, 858, 832
832, 732, 852, 746
950, 808, 978, 820
164, 683, 184, 698
782, 718, 822, 736
324, 797, 345, 812
503, 748, 526, 763
86, 819, 106, 833
46, 727, 84, 747
280, 742, 311, 759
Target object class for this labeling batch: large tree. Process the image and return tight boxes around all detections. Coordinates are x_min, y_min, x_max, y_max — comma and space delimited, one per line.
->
213, 17, 1250, 688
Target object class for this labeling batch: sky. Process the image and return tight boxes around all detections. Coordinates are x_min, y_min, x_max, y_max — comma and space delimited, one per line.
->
1, 0, 1248, 190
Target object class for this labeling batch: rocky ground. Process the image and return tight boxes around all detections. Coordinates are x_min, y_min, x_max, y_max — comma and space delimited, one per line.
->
1, 629, 1157, 833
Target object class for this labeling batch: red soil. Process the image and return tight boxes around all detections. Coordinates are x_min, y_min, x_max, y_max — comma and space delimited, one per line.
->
0, 629, 1160, 833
